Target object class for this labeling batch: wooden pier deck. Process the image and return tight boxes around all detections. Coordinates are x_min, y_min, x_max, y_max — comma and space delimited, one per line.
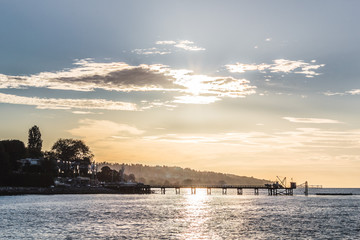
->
150, 184, 296, 196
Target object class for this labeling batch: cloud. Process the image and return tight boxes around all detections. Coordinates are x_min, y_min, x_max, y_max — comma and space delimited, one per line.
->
226, 59, 325, 78
174, 40, 205, 51
173, 95, 221, 104
347, 89, 360, 95
142, 128, 360, 153
133, 40, 205, 55
0, 59, 256, 105
72, 111, 97, 115
169, 71, 256, 102
131, 48, 171, 55
0, 93, 137, 111
0, 59, 181, 92
67, 119, 360, 172
140, 100, 177, 110
283, 117, 342, 124
68, 119, 144, 142
156, 40, 205, 51
155, 40, 177, 45
324, 89, 360, 96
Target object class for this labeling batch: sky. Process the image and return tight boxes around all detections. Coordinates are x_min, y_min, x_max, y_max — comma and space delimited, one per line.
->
0, 0, 359, 187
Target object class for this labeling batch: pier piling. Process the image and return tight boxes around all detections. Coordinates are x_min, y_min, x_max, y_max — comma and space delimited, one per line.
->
304, 181, 309, 196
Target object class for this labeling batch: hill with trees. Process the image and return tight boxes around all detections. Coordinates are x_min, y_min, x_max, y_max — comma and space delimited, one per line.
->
97, 163, 271, 186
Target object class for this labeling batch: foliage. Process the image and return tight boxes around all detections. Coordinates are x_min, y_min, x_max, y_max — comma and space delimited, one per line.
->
97, 166, 119, 182
128, 173, 136, 182
52, 138, 93, 177
42, 151, 58, 176
0, 140, 26, 172
27, 125, 43, 158
97, 165, 134, 183
0, 142, 10, 176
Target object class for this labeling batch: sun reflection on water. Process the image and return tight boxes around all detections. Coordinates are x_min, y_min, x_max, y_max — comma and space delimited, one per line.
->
177, 188, 221, 240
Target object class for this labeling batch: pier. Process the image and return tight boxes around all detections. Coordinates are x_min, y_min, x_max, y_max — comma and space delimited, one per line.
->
104, 183, 152, 194
151, 183, 296, 196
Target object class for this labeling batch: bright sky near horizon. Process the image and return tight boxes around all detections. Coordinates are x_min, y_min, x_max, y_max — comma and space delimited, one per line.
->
1, 0, 359, 187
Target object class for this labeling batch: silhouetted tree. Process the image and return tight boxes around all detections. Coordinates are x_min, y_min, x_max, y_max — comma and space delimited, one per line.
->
27, 125, 43, 158
51, 139, 93, 177
128, 173, 136, 182
97, 166, 120, 182
0, 142, 10, 176
43, 151, 58, 176
0, 140, 26, 172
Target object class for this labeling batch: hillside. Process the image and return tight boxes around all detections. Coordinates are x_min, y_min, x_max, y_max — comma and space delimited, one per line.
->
97, 162, 271, 186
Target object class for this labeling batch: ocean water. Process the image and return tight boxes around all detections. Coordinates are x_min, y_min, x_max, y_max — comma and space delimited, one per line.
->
0, 188, 359, 239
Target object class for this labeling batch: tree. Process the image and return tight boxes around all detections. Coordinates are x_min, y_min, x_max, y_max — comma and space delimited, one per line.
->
28, 125, 43, 158
97, 166, 120, 182
128, 173, 136, 182
51, 139, 93, 177
43, 151, 58, 176
0, 142, 10, 176
0, 140, 26, 172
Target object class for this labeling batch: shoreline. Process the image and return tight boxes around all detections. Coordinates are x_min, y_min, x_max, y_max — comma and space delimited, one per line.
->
0, 186, 151, 196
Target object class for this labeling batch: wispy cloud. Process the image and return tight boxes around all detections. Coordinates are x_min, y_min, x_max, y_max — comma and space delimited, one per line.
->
226, 59, 325, 78
69, 119, 144, 142
324, 89, 360, 96
173, 40, 205, 51
283, 117, 342, 124
155, 40, 177, 45
142, 128, 360, 152
0, 93, 137, 111
72, 111, 99, 115
132, 48, 171, 55
68, 119, 360, 171
173, 95, 221, 104
133, 40, 205, 55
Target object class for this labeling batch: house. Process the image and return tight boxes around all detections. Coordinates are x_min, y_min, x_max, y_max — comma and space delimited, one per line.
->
18, 158, 41, 167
